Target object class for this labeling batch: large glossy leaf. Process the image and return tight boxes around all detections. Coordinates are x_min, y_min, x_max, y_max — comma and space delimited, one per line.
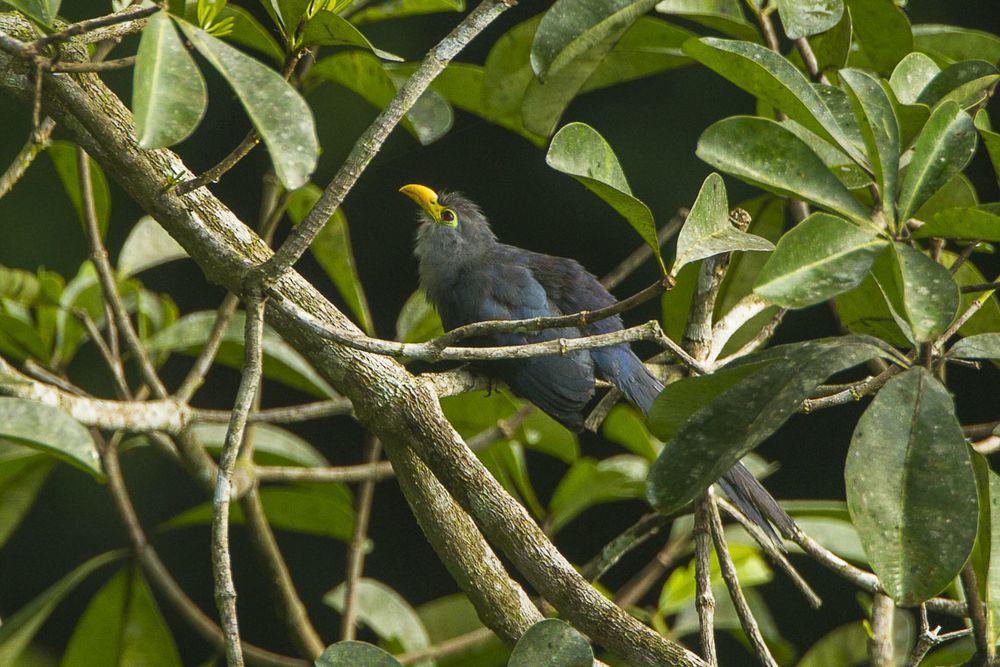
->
218, 4, 285, 65
912, 24, 1000, 67
646, 337, 889, 514
316, 641, 402, 666
696, 116, 871, 224
325, 579, 432, 664
843, 0, 912, 75
188, 423, 329, 467
6, 0, 59, 27
602, 405, 662, 461
835, 273, 909, 347
672, 172, 773, 275
839, 69, 900, 226
48, 141, 111, 238
178, 21, 318, 189
916, 60, 1000, 109
889, 52, 940, 105
774, 0, 842, 40
880, 80, 932, 151
308, 52, 452, 145
0, 398, 101, 477
165, 483, 355, 541
349, 0, 463, 25
546, 123, 663, 271
580, 17, 694, 93
62, 565, 181, 667
145, 311, 336, 397
287, 184, 375, 334
118, 216, 188, 277
754, 213, 887, 308
0, 551, 123, 665
395, 289, 443, 343
872, 243, 959, 343
655, 0, 758, 41
133, 12, 207, 149
914, 205, 1000, 241
897, 100, 978, 224
947, 334, 1000, 360
801, 5, 851, 73
547, 455, 648, 533
301, 10, 398, 60
974, 109, 1000, 186
0, 447, 54, 548
846, 368, 977, 606
683, 37, 861, 161
530, 0, 657, 79
508, 619, 593, 667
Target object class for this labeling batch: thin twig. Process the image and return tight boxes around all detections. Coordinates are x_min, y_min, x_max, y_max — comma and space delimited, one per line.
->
906, 605, 973, 667
949, 241, 981, 275
707, 294, 770, 362
795, 37, 829, 84
615, 536, 691, 608
398, 627, 496, 665
341, 436, 382, 640
32, 5, 160, 49
0, 117, 54, 198
694, 495, 718, 666
49, 56, 136, 72
961, 564, 994, 665
255, 0, 517, 286
256, 461, 393, 483
933, 276, 999, 354
176, 293, 240, 402
869, 593, 895, 667
78, 147, 168, 397
213, 295, 266, 667
173, 132, 260, 196
73, 308, 130, 398
712, 309, 786, 368
961, 281, 1000, 293
580, 513, 671, 582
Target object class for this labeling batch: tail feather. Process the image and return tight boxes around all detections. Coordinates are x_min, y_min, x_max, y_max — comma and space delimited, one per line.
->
606, 346, 796, 546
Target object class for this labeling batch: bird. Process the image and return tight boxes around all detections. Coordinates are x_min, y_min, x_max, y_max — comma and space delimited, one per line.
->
400, 184, 795, 544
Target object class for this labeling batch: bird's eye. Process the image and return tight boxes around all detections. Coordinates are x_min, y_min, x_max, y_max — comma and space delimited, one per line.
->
440, 209, 457, 225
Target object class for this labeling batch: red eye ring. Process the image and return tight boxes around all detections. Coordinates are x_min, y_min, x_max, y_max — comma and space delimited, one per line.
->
441, 209, 456, 223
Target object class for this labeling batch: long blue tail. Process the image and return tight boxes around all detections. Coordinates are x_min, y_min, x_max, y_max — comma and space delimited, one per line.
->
598, 345, 796, 544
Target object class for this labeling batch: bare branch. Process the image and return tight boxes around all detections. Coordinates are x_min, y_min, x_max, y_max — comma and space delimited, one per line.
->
615, 537, 690, 608
906, 606, 973, 667
50, 56, 136, 72
0, 117, 54, 198
707, 491, 777, 667
398, 627, 496, 665
868, 593, 895, 667
176, 293, 240, 402
694, 495, 718, 666
961, 564, 994, 665
256, 0, 517, 286
580, 513, 670, 583
340, 436, 382, 640
33, 5, 160, 49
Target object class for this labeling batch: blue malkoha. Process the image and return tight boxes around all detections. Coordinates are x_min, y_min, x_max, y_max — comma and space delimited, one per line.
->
401, 184, 794, 543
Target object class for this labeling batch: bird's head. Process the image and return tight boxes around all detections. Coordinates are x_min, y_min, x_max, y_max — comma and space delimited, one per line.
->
400, 184, 496, 256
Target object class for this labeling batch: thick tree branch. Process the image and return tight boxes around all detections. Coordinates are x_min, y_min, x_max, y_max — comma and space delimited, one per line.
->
868, 593, 894, 667
693, 495, 718, 666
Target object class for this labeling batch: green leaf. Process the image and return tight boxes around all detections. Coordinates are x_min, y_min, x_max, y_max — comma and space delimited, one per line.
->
530, 0, 657, 80
349, 0, 463, 25
508, 619, 593, 667
840, 69, 900, 226
696, 116, 871, 224
602, 405, 662, 461
308, 52, 452, 145
118, 216, 188, 277
795, 623, 874, 667
797, 4, 851, 73
754, 213, 887, 308
547, 455, 648, 534
219, 4, 286, 65
659, 543, 771, 614
914, 205, 1000, 241
943, 248, 1000, 339
395, 290, 443, 343
580, 17, 695, 93
889, 52, 940, 105
48, 141, 111, 239
947, 334, 1000, 360
654, 0, 758, 41
880, 80, 931, 151
165, 483, 356, 541
316, 641, 403, 666
286, 184, 375, 335
325, 579, 432, 664
846, 368, 977, 606
646, 337, 889, 514
682, 37, 862, 161
843, 0, 912, 75
974, 109, 1000, 187
0, 551, 123, 665
546, 122, 664, 271
774, 0, 843, 40
301, 10, 398, 60
145, 311, 337, 397
835, 272, 910, 347
188, 423, 329, 467
913, 173, 979, 221
672, 172, 773, 275
0, 397, 101, 477
872, 243, 959, 343
897, 100, 977, 224
5, 0, 60, 27
133, 13, 207, 149
916, 60, 999, 109
912, 24, 1000, 67
61, 564, 181, 667
0, 448, 54, 548
417, 595, 507, 667
178, 21, 318, 189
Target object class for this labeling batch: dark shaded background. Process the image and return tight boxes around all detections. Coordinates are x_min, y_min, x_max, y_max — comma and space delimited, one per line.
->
1, 0, 998, 663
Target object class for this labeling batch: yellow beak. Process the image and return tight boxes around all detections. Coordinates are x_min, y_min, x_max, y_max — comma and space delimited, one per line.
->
399, 183, 444, 222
